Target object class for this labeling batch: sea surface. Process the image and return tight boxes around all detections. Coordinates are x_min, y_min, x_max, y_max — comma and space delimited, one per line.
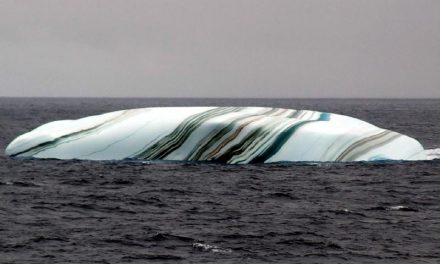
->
1, 98, 439, 264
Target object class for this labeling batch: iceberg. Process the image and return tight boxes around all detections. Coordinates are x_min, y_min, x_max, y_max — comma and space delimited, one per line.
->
5, 107, 427, 163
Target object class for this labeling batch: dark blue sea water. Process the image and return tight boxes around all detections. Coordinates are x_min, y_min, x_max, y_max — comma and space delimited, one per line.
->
1, 98, 439, 263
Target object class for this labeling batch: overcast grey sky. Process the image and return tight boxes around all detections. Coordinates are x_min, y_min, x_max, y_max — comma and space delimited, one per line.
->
0, 0, 439, 98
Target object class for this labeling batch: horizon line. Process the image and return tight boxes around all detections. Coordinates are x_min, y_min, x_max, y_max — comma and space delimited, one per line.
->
1, 96, 440, 100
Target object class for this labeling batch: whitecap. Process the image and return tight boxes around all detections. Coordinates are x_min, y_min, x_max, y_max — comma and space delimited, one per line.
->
424, 148, 440, 160
192, 242, 232, 253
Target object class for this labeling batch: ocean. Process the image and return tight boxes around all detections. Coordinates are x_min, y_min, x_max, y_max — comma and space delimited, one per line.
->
1, 98, 439, 263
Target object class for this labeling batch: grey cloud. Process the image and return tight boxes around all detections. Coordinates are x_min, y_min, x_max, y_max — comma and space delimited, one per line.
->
0, 0, 439, 98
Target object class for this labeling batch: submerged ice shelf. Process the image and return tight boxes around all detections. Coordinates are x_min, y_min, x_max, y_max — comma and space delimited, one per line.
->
5, 107, 429, 164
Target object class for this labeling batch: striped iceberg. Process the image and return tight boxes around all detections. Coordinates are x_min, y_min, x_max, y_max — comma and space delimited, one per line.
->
5, 107, 427, 163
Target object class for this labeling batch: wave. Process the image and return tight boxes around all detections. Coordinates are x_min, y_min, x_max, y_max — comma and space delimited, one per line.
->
425, 148, 440, 160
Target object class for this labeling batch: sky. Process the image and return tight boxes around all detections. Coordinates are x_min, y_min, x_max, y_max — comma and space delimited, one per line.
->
0, 0, 439, 98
